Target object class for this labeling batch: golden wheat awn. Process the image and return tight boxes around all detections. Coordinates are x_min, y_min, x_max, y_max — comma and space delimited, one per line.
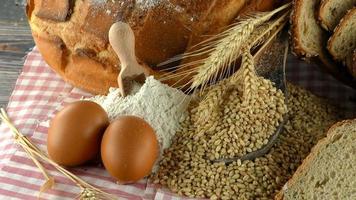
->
246, 12, 289, 50
225, 13, 288, 87
158, 4, 290, 93
190, 3, 290, 90
204, 13, 288, 103
198, 38, 267, 113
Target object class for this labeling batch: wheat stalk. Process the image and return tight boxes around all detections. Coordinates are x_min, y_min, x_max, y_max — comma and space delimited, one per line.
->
189, 3, 291, 91
157, 3, 291, 92
230, 20, 287, 106
0, 109, 54, 198
194, 13, 288, 113
0, 108, 117, 200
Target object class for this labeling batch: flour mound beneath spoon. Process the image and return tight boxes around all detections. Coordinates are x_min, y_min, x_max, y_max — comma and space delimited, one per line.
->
86, 76, 190, 171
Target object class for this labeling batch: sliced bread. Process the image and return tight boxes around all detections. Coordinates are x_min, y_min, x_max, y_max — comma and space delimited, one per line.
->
318, 0, 356, 31
291, 0, 326, 58
275, 119, 356, 200
290, 0, 344, 80
328, 8, 356, 62
291, 0, 356, 88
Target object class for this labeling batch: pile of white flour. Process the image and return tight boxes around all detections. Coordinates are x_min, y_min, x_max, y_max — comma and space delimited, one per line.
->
87, 76, 190, 159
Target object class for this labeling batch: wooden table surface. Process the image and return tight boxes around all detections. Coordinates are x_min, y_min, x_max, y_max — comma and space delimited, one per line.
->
0, 0, 34, 108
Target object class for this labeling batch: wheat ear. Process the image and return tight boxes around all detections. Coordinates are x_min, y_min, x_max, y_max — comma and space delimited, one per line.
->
189, 3, 291, 91
240, 47, 257, 105
227, 12, 288, 101
157, 6, 290, 91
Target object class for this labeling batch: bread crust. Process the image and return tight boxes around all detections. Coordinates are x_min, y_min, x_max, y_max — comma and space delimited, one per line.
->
318, 46, 356, 85
290, 0, 336, 74
318, 0, 356, 32
290, 0, 312, 57
33, 32, 119, 94
318, 0, 331, 31
275, 119, 356, 200
34, 0, 72, 22
327, 8, 356, 62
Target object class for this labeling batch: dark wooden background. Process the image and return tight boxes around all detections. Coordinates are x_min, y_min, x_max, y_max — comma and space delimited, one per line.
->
0, 0, 34, 108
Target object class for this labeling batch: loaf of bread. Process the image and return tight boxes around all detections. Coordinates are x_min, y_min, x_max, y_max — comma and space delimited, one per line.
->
318, 0, 356, 31
275, 119, 356, 200
26, 0, 245, 94
27, 0, 280, 94
327, 8, 356, 62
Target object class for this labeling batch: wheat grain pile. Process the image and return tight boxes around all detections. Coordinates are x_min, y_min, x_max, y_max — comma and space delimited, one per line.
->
152, 83, 341, 199
192, 76, 287, 160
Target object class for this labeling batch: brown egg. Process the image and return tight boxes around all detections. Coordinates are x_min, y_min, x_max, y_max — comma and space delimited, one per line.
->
101, 115, 159, 184
47, 101, 109, 167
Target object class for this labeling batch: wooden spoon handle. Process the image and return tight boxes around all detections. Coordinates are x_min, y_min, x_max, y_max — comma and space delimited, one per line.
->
109, 22, 142, 76
109, 22, 149, 96
109, 22, 136, 66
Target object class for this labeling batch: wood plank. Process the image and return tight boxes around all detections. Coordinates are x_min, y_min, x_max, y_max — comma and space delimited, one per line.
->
0, 1, 34, 108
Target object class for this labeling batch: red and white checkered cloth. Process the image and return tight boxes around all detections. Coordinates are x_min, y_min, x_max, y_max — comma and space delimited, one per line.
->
0, 48, 355, 200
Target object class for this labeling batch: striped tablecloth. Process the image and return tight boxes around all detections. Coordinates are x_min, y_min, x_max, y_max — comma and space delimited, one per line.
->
0, 47, 355, 199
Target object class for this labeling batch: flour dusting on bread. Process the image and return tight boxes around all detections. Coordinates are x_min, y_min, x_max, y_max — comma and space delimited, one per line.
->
136, 0, 162, 10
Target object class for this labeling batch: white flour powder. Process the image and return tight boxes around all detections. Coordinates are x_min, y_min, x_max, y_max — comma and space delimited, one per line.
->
136, 0, 162, 10
91, 0, 163, 10
87, 76, 190, 161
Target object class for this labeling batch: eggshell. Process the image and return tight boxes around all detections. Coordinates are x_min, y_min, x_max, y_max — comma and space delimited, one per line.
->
47, 101, 109, 167
101, 115, 159, 183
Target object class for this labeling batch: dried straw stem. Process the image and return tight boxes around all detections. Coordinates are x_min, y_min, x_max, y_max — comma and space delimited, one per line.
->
0, 108, 54, 198
247, 12, 289, 49
0, 108, 117, 200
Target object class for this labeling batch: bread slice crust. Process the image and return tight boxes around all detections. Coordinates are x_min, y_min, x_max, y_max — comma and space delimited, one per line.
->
291, 0, 324, 58
318, 0, 356, 31
327, 8, 356, 62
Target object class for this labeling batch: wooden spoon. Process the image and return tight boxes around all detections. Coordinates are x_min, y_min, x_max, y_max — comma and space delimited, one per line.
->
109, 22, 149, 97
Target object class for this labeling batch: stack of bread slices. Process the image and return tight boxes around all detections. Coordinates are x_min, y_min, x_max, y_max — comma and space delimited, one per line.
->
291, 0, 356, 84
278, 2, 356, 199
